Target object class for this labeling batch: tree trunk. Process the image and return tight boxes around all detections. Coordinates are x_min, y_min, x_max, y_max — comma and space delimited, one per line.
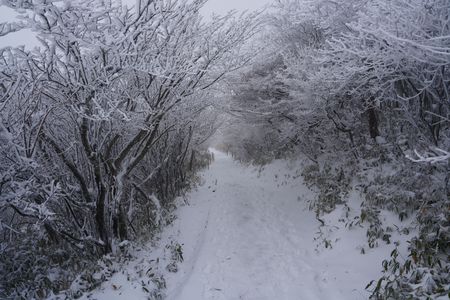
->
368, 107, 379, 139
113, 203, 128, 241
95, 185, 111, 253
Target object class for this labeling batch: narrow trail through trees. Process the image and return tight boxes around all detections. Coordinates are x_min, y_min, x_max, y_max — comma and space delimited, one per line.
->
164, 150, 383, 300
82, 149, 402, 300
168, 150, 319, 299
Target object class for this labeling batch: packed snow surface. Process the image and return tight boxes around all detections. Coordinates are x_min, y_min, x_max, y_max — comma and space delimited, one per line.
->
82, 149, 411, 300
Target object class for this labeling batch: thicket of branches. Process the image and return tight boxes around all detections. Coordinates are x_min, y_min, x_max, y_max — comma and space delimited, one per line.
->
0, 0, 257, 297
226, 0, 449, 298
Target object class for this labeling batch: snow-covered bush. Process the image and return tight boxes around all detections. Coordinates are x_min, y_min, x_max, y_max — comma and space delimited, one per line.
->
369, 198, 449, 299
302, 164, 351, 216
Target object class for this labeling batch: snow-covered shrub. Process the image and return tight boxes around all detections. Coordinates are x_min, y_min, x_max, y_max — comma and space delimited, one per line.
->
165, 242, 184, 273
362, 163, 445, 217
0, 233, 112, 299
369, 198, 449, 299
302, 164, 351, 216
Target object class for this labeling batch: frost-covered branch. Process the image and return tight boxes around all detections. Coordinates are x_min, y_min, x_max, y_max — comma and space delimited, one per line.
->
0, 21, 25, 37
407, 148, 450, 164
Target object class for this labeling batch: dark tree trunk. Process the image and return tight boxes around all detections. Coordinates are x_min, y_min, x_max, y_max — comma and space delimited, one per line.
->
189, 150, 195, 171
95, 185, 111, 253
368, 107, 379, 139
113, 203, 128, 241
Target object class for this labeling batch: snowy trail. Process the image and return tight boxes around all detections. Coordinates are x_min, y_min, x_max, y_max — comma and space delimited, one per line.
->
164, 150, 385, 300
82, 149, 407, 300
167, 151, 318, 300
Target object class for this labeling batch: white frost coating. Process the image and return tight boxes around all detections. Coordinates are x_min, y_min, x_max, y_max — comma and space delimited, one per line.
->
0, 121, 13, 143
149, 193, 162, 226
407, 148, 450, 164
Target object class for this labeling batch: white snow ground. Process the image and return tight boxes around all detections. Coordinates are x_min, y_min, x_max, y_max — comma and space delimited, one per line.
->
79, 149, 413, 300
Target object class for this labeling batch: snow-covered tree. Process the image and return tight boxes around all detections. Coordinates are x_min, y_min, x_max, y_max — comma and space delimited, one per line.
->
0, 0, 259, 297
226, 0, 449, 298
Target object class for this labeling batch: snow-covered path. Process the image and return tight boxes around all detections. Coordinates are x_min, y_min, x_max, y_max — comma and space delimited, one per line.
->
167, 150, 320, 300
164, 150, 387, 300
82, 149, 407, 300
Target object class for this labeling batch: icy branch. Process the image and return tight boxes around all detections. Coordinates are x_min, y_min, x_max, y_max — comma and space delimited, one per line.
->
406, 148, 450, 164
0, 21, 25, 37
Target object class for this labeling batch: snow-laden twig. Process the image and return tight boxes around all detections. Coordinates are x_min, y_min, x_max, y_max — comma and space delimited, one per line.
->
406, 148, 450, 164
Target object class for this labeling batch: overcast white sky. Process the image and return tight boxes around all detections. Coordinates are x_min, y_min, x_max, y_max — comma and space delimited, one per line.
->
202, 0, 271, 16
0, 0, 272, 48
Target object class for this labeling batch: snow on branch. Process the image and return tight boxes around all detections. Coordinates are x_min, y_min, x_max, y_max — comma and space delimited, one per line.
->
0, 21, 25, 37
406, 148, 450, 164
